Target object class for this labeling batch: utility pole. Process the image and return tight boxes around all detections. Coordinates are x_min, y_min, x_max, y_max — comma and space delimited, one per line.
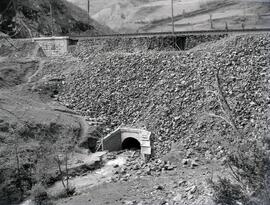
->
171, 0, 175, 34
209, 14, 213, 29
243, 1, 247, 30
50, 3, 54, 36
244, 1, 246, 20
87, 0, 90, 24
13, 0, 17, 16
13, 0, 17, 32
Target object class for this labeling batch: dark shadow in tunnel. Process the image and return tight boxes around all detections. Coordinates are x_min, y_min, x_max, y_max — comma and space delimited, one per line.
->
122, 137, 141, 150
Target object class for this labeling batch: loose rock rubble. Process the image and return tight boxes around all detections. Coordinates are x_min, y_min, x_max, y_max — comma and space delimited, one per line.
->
110, 151, 178, 182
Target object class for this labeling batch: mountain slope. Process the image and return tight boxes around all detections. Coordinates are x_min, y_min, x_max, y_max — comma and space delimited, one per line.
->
0, 0, 112, 38
67, 0, 270, 33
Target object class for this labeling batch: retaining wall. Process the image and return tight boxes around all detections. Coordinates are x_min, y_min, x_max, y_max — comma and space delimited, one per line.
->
72, 34, 227, 56
33, 36, 69, 56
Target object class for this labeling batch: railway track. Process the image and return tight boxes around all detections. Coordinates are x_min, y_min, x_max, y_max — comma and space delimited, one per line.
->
69, 28, 270, 40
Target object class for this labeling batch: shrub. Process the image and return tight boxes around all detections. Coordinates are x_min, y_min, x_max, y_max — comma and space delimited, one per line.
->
209, 177, 246, 205
209, 142, 270, 205
30, 183, 53, 205
52, 185, 76, 200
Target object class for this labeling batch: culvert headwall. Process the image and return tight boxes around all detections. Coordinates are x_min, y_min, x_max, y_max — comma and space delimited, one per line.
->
102, 127, 151, 158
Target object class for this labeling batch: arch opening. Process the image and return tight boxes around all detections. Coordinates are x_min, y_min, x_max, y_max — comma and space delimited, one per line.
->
122, 137, 141, 150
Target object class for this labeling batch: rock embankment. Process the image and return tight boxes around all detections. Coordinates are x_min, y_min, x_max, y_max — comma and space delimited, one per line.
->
59, 34, 270, 158
72, 34, 227, 57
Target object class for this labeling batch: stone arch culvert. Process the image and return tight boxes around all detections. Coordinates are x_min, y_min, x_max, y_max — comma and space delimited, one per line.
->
102, 127, 152, 159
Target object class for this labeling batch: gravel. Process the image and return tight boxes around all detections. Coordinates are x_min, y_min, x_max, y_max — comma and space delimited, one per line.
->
59, 33, 270, 157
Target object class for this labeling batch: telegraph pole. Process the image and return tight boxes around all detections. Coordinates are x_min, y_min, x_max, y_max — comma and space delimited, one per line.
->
13, 0, 17, 30
171, 0, 175, 34
50, 3, 54, 36
87, 0, 90, 24
13, 0, 17, 16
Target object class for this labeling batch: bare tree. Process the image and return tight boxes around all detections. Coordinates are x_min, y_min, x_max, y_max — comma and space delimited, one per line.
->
54, 149, 74, 196
205, 67, 243, 142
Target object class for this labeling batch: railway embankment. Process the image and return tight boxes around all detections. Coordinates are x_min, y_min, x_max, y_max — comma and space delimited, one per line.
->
62, 33, 270, 158
71, 34, 227, 58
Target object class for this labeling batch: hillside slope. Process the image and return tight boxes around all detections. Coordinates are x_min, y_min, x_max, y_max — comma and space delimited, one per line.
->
67, 0, 270, 33
0, 0, 112, 38
0, 40, 85, 204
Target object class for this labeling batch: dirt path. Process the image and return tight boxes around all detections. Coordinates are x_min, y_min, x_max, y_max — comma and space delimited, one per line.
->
27, 59, 45, 83
50, 107, 90, 144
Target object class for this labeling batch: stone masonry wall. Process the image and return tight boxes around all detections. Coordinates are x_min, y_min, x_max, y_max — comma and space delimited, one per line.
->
33, 37, 69, 56
185, 34, 227, 50
72, 34, 227, 57
72, 36, 185, 56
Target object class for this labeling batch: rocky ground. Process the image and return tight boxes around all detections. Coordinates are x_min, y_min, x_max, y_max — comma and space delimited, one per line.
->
38, 148, 226, 205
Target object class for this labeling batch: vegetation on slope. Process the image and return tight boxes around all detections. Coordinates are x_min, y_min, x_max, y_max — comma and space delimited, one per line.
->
0, 0, 111, 38
0, 41, 83, 204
